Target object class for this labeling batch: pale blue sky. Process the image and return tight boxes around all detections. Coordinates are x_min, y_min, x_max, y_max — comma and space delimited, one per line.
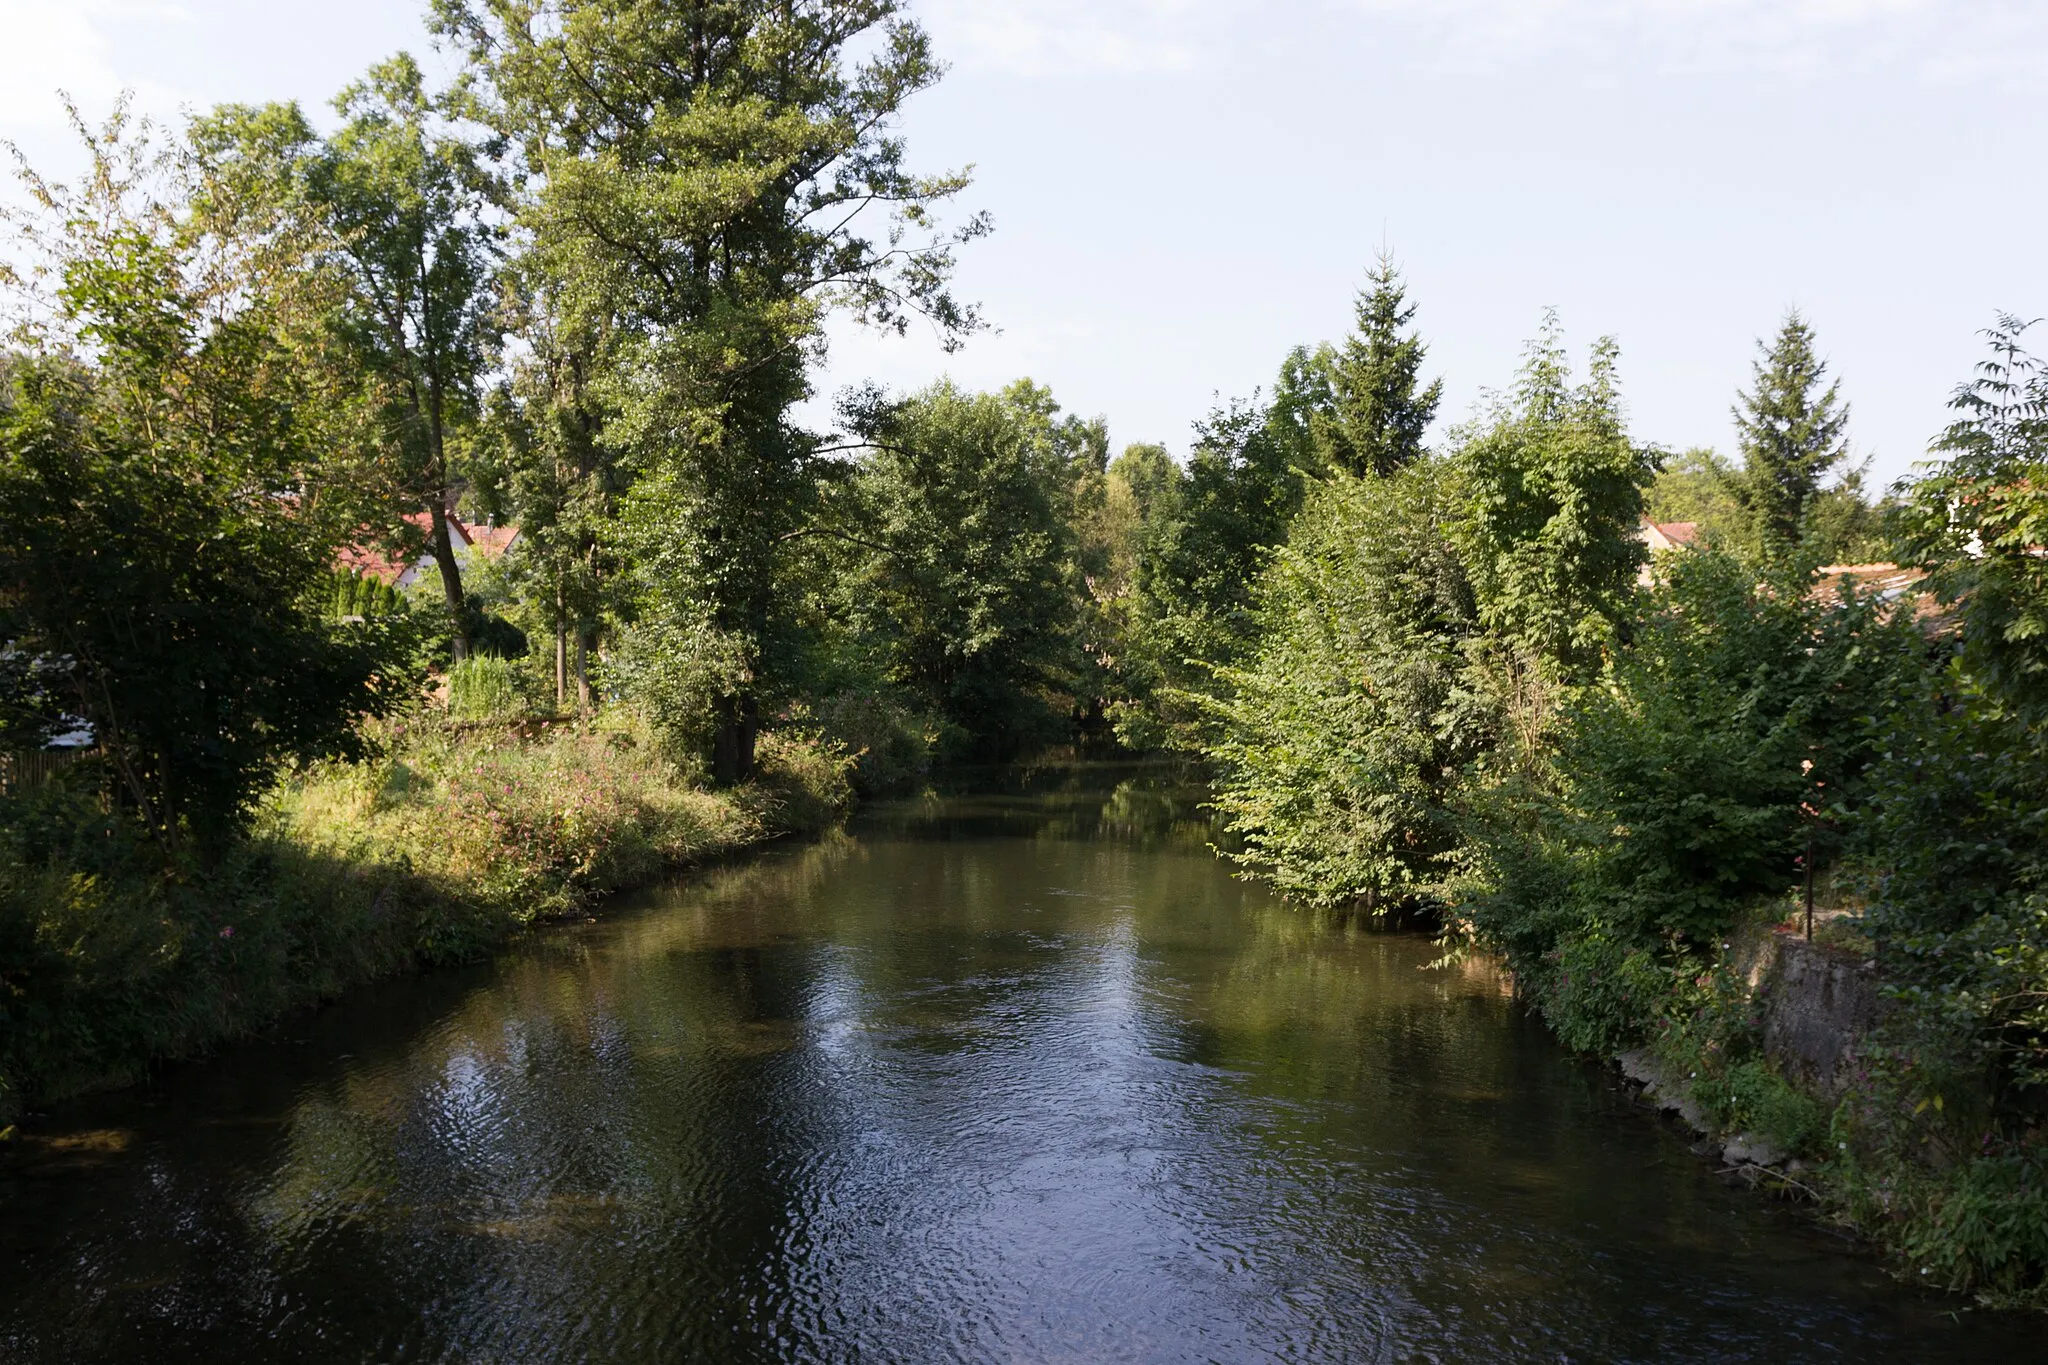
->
5, 0, 2044, 482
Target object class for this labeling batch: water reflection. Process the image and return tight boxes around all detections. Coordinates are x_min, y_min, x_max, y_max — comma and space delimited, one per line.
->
0, 766, 2035, 1362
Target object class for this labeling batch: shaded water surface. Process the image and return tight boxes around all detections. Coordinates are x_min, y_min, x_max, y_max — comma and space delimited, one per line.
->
0, 767, 2037, 1362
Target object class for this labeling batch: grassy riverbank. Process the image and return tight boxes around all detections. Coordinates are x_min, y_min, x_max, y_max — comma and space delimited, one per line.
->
1485, 878, 2048, 1311
0, 714, 851, 1126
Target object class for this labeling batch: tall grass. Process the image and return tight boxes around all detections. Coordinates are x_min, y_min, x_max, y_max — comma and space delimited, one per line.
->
445, 654, 530, 720
0, 711, 851, 1123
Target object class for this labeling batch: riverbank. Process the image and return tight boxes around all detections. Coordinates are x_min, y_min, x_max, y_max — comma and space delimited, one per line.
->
1502, 890, 2048, 1311
0, 713, 852, 1127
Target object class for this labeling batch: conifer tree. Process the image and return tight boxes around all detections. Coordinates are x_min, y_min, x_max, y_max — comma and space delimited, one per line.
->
1732, 311, 1850, 546
1317, 253, 1443, 477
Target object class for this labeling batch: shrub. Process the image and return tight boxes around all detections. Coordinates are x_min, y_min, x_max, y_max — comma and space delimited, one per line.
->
446, 653, 530, 720
753, 723, 856, 829
1462, 546, 1927, 1046
1202, 463, 1490, 910
812, 690, 941, 795
1538, 928, 1674, 1056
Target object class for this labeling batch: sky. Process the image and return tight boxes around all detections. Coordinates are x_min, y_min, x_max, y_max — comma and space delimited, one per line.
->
3, 0, 2044, 483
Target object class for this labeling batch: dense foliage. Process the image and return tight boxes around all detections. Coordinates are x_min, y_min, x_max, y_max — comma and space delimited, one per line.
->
822, 380, 1088, 757
1204, 461, 1482, 908
0, 129, 391, 857
1191, 306, 2048, 1303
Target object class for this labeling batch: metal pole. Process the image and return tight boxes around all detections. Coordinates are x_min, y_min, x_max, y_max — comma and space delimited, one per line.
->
1804, 827, 1816, 941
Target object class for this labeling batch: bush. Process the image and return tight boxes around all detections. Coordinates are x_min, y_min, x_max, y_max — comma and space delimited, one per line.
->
1462, 546, 1927, 1045
325, 569, 408, 620
1895, 1148, 2048, 1303
1203, 463, 1490, 910
753, 722, 856, 829
812, 690, 942, 795
446, 653, 531, 720
1539, 928, 1674, 1056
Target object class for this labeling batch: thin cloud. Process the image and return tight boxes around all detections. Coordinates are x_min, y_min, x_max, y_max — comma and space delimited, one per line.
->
1343, 0, 2048, 78
0, 1, 191, 130
916, 0, 1203, 76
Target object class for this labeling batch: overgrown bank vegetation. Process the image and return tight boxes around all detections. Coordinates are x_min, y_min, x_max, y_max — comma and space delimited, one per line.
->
2, 716, 848, 1119
1187, 307, 2048, 1306
0, 0, 2042, 1313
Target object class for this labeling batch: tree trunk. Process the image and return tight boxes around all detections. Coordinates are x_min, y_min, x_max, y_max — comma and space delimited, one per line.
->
712, 693, 757, 786
554, 580, 568, 710
428, 501, 470, 662
575, 629, 592, 712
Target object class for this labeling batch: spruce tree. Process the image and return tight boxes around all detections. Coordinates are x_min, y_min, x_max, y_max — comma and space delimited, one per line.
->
1732, 311, 1850, 546
1318, 253, 1443, 477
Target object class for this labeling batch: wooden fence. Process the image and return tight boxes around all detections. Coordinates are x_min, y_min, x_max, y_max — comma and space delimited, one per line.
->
0, 747, 93, 799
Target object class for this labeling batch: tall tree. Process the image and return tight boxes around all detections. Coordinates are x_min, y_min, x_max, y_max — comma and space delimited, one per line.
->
192, 56, 501, 659
434, 0, 986, 782
1453, 313, 1653, 684
1732, 310, 1850, 546
826, 380, 1082, 755
1146, 398, 1305, 662
1317, 253, 1443, 477
1900, 315, 2048, 705
0, 107, 389, 857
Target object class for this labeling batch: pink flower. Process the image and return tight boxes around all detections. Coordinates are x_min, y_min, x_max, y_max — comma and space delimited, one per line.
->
219, 926, 236, 939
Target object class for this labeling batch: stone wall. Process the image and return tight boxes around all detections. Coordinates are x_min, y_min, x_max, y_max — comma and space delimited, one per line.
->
1752, 930, 1886, 1094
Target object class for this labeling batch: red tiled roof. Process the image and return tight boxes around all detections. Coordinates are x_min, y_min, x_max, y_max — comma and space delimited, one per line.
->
336, 543, 412, 586
1653, 521, 1700, 546
336, 513, 517, 586
460, 519, 520, 559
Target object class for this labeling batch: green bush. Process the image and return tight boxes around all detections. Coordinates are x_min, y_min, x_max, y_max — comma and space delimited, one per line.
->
1463, 546, 1927, 1051
753, 722, 856, 828
813, 690, 943, 795
1700, 1059, 1829, 1154
1203, 464, 1489, 910
446, 653, 530, 720
1896, 1148, 2048, 1303
1540, 929, 1674, 1056
326, 570, 407, 620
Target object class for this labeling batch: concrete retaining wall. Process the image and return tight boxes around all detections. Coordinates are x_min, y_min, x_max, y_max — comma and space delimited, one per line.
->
1750, 929, 1886, 1094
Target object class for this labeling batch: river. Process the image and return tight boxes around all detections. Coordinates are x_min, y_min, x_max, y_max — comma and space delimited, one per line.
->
0, 765, 2036, 1362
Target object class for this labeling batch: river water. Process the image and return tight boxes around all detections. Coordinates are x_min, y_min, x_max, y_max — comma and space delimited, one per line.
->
0, 766, 2037, 1363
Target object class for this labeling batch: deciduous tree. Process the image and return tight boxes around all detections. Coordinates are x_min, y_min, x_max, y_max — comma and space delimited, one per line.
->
434, 0, 986, 781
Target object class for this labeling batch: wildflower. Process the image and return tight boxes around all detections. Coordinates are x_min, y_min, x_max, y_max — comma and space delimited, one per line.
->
219, 926, 236, 940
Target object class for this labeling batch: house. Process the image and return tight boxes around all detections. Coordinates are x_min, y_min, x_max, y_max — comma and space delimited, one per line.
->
339, 512, 521, 589
1809, 562, 1947, 633
1637, 520, 1701, 554
1634, 520, 1700, 584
